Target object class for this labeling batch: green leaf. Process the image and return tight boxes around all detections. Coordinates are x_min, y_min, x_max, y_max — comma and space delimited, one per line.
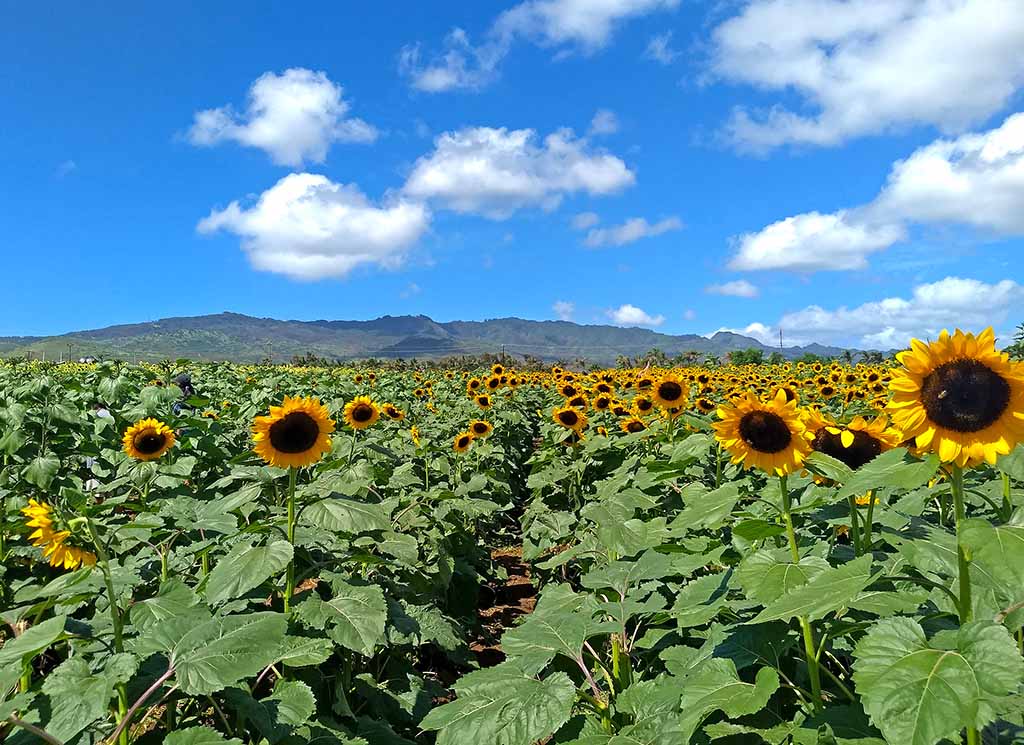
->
961, 517, 1024, 625
0, 615, 66, 693
804, 451, 856, 485
672, 483, 741, 531
751, 555, 879, 623
303, 496, 390, 534
293, 580, 386, 656
274, 635, 334, 667
131, 579, 206, 632
164, 726, 244, 745
204, 539, 293, 605
736, 550, 830, 605
419, 664, 576, 745
502, 585, 612, 671
836, 449, 939, 500
23, 454, 60, 489
677, 659, 781, 742
671, 571, 732, 627
39, 653, 138, 742
139, 612, 289, 695
853, 618, 1024, 745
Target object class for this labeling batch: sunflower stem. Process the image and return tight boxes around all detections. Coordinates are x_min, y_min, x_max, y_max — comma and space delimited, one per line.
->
283, 467, 298, 615
1002, 471, 1013, 523
779, 475, 822, 712
85, 516, 130, 745
846, 494, 862, 556
714, 444, 722, 489
863, 490, 876, 553
951, 465, 973, 624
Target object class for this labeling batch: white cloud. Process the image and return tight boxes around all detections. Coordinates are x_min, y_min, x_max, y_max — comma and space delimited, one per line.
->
401, 0, 678, 92
711, 0, 1024, 150
187, 69, 378, 166
589, 109, 620, 136
197, 173, 430, 281
399, 29, 508, 93
730, 112, 1024, 271
607, 303, 665, 327
645, 31, 679, 64
584, 216, 682, 247
400, 282, 422, 298
730, 211, 905, 271
683, 308, 697, 321
403, 126, 634, 218
706, 279, 759, 298
553, 300, 575, 320
731, 276, 1024, 348
572, 211, 600, 230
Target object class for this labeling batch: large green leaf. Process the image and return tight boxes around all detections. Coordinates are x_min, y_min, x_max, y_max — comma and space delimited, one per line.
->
419, 664, 576, 745
736, 550, 830, 605
671, 571, 732, 627
303, 496, 390, 534
0, 615, 67, 693
835, 449, 939, 500
853, 618, 1024, 745
671, 483, 741, 531
502, 585, 613, 672
137, 612, 288, 695
39, 653, 138, 742
751, 555, 878, 623
677, 658, 781, 742
22, 454, 60, 489
961, 517, 1024, 625
204, 539, 293, 605
293, 580, 386, 656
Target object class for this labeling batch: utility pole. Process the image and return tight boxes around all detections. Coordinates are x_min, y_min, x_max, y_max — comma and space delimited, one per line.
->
779, 329, 784, 353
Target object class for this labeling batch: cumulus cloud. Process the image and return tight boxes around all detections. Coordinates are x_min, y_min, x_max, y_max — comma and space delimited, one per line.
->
401, 0, 679, 92
584, 216, 682, 247
572, 211, 600, 230
187, 69, 378, 166
403, 126, 634, 218
728, 276, 1024, 348
706, 279, 759, 298
197, 173, 430, 281
710, 322, 778, 345
607, 303, 665, 327
589, 109, 620, 136
730, 113, 1024, 271
711, 0, 1024, 150
645, 31, 679, 64
553, 300, 575, 320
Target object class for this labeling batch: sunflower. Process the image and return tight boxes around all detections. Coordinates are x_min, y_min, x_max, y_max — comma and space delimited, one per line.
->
652, 374, 688, 408
559, 382, 580, 398
567, 394, 588, 410
382, 403, 405, 421
695, 397, 716, 414
553, 405, 588, 432
887, 328, 1024, 466
453, 431, 474, 453
21, 500, 96, 570
805, 410, 901, 471
123, 418, 176, 461
593, 393, 612, 411
633, 395, 655, 415
713, 390, 811, 476
486, 376, 502, 391
491, 364, 505, 376
474, 394, 493, 409
409, 425, 421, 447
343, 396, 380, 430
621, 417, 647, 434
469, 420, 493, 438
253, 396, 336, 468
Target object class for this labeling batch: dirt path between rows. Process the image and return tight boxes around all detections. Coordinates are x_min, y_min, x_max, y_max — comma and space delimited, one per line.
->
470, 546, 537, 667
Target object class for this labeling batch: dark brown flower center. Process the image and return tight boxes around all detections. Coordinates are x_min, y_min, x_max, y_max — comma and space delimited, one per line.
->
657, 381, 684, 402
637, 399, 653, 412
812, 428, 882, 470
920, 359, 1010, 433
626, 420, 645, 433
472, 422, 489, 435
269, 411, 320, 453
457, 435, 471, 448
738, 410, 792, 453
351, 404, 374, 423
558, 410, 579, 427
133, 431, 167, 455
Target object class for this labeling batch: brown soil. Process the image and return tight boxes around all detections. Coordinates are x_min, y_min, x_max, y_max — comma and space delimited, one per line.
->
469, 546, 537, 668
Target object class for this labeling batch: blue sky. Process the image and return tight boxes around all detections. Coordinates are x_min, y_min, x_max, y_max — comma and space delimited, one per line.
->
3, 0, 1023, 348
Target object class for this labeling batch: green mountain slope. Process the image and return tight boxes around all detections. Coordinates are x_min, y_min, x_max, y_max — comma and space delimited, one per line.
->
0, 312, 854, 364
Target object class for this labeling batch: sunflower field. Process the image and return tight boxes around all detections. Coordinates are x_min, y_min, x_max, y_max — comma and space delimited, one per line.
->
2, 328, 1024, 745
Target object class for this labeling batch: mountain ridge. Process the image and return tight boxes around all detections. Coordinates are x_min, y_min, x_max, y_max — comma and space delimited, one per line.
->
0, 312, 864, 364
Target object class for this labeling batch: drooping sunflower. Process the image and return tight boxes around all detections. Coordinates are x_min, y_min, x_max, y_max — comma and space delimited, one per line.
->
453, 431, 474, 453
382, 403, 405, 421
804, 410, 902, 471
652, 374, 689, 409
253, 396, 336, 468
21, 499, 96, 571
343, 396, 380, 430
887, 327, 1024, 466
621, 416, 647, 434
713, 390, 811, 476
469, 420, 493, 438
553, 405, 588, 432
123, 418, 176, 461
